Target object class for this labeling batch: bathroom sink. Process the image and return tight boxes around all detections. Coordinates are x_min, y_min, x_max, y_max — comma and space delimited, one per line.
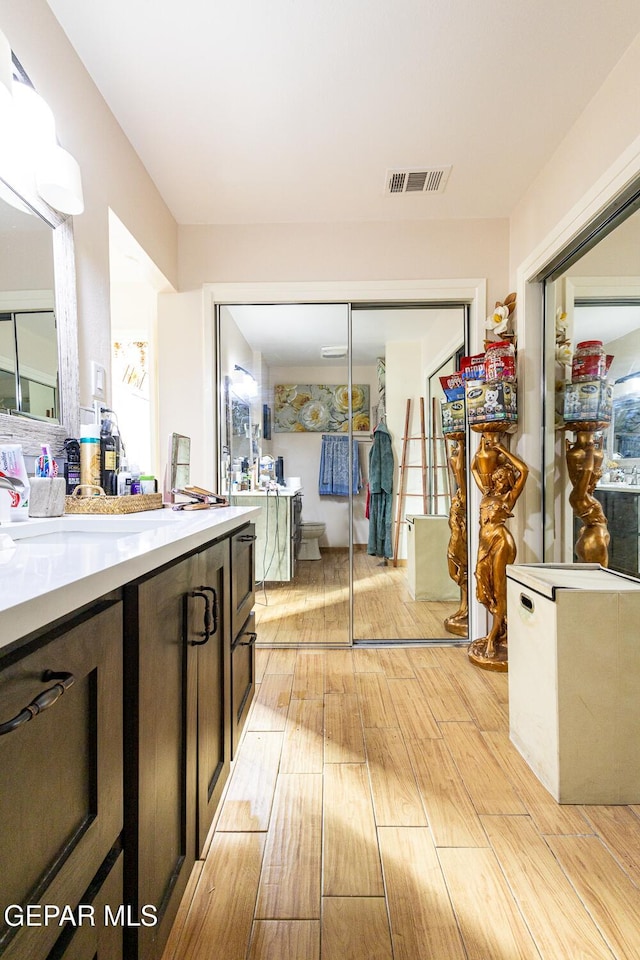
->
3, 511, 182, 544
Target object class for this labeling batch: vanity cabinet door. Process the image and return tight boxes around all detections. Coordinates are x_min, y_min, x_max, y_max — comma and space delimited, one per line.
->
230, 611, 256, 758
230, 522, 256, 639
0, 598, 123, 960
48, 852, 124, 960
123, 554, 198, 960
192, 539, 231, 853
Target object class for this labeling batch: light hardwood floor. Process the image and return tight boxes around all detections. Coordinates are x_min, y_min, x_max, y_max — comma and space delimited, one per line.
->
255, 549, 462, 644
162, 646, 640, 960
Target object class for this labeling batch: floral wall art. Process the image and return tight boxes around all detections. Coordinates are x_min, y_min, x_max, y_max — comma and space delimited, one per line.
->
274, 384, 370, 432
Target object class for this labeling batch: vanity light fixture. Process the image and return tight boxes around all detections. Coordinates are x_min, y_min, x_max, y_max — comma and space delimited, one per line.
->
0, 32, 84, 216
321, 345, 347, 359
0, 28, 11, 102
232, 364, 258, 399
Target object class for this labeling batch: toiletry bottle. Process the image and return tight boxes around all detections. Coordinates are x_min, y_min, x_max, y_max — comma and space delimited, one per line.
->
130, 464, 142, 495
63, 438, 81, 494
117, 459, 132, 496
100, 417, 119, 495
80, 424, 101, 488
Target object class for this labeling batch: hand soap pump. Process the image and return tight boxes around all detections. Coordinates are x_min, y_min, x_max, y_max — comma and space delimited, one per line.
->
117, 459, 132, 496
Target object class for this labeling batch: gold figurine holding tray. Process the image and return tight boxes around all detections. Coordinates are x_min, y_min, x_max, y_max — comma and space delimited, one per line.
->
564, 421, 610, 566
469, 426, 528, 671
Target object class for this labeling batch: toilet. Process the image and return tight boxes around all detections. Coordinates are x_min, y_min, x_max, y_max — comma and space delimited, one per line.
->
298, 521, 326, 560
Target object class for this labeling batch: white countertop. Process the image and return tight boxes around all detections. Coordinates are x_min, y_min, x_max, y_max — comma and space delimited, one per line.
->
596, 483, 640, 494
0, 506, 260, 653
230, 486, 302, 498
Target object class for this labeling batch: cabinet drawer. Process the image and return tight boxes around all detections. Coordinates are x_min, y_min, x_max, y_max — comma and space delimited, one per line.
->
230, 612, 256, 758
0, 601, 123, 960
230, 524, 256, 638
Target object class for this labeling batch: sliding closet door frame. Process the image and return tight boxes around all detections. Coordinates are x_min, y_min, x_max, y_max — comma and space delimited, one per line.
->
206, 279, 487, 646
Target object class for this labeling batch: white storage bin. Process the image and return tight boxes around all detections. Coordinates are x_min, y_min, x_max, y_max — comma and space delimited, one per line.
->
506, 563, 640, 803
406, 515, 458, 601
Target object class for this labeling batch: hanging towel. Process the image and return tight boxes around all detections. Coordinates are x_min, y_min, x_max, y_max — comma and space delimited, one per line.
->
319, 435, 361, 496
367, 421, 394, 558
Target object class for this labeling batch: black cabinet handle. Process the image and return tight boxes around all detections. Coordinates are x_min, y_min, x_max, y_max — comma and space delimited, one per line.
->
200, 586, 219, 636
189, 589, 211, 645
0, 670, 75, 736
238, 534, 257, 542
238, 631, 257, 647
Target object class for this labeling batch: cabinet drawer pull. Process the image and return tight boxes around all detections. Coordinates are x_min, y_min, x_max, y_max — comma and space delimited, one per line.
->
0, 670, 75, 736
238, 534, 257, 542
239, 631, 257, 647
189, 586, 219, 645
201, 586, 219, 636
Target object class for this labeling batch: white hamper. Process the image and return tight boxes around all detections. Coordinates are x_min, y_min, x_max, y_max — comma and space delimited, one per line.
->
406, 515, 458, 601
506, 563, 640, 804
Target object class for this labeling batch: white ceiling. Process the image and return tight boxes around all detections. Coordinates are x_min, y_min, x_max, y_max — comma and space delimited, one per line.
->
46, 0, 640, 226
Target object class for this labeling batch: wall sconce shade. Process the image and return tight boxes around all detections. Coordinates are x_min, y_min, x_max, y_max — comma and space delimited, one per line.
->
37, 145, 85, 215
0, 29, 12, 101
233, 364, 258, 399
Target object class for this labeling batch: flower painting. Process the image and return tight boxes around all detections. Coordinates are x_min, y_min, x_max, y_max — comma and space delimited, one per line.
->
274, 384, 370, 432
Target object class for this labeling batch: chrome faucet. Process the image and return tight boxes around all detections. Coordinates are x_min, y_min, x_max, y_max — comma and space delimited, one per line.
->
0, 476, 24, 492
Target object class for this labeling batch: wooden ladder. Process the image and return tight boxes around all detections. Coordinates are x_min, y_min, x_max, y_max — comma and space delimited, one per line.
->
431, 396, 451, 515
392, 397, 428, 566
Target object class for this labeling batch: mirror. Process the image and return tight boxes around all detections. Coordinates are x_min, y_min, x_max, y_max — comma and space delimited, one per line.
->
217, 301, 468, 646
544, 199, 640, 575
0, 196, 58, 419
0, 60, 79, 454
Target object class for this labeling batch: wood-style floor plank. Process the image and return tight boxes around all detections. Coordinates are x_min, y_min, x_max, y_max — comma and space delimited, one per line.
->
321, 897, 392, 960
482, 729, 591, 836
378, 826, 467, 960
440, 721, 526, 816
248, 673, 293, 732
387, 677, 441, 740
291, 651, 325, 699
547, 834, 640, 960
168, 832, 265, 960
483, 814, 615, 959
323, 763, 384, 897
248, 920, 320, 960
377, 647, 416, 678
280, 699, 324, 774
415, 666, 472, 721
356, 672, 398, 728
406, 738, 487, 848
582, 805, 640, 888
324, 693, 365, 764
255, 773, 323, 919
364, 727, 427, 826
323, 650, 356, 694
264, 648, 298, 674
437, 846, 543, 960
215, 731, 283, 832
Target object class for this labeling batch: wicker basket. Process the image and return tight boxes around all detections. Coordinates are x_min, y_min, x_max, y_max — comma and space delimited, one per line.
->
64, 485, 163, 515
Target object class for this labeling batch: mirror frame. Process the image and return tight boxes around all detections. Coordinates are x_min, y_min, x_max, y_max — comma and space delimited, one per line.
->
0, 178, 79, 455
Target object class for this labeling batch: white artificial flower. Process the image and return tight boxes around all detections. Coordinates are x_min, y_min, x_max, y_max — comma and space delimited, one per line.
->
555, 309, 568, 343
485, 304, 510, 335
555, 342, 572, 365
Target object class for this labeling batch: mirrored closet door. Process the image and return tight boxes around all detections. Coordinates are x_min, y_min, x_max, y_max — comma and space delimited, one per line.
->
217, 300, 469, 646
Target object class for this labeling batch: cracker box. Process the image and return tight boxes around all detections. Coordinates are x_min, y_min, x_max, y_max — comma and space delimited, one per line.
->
563, 380, 613, 424
441, 399, 466, 434
465, 380, 517, 425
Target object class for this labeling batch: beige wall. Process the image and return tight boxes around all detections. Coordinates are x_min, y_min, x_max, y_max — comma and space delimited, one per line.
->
1, 0, 179, 410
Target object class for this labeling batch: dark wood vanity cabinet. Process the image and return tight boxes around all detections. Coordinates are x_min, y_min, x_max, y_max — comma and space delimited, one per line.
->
123, 537, 232, 960
230, 523, 257, 757
0, 598, 124, 960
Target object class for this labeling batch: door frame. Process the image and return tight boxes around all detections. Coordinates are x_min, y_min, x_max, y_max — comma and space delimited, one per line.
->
206, 278, 487, 644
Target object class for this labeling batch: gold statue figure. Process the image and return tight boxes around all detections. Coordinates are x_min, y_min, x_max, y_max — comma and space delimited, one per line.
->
565, 425, 609, 565
444, 433, 468, 636
469, 432, 528, 671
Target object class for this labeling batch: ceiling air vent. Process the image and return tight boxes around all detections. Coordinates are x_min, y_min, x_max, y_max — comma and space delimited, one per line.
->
385, 166, 452, 196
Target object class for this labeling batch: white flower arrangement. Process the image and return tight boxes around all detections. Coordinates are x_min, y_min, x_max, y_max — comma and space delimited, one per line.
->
485, 293, 516, 341
555, 309, 572, 367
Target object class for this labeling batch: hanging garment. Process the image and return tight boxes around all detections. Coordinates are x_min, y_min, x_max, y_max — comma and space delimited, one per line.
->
319, 435, 362, 496
367, 421, 394, 558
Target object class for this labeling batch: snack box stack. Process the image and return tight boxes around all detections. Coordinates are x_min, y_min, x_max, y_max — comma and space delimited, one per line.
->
440, 373, 466, 435
462, 342, 518, 427
563, 340, 614, 425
